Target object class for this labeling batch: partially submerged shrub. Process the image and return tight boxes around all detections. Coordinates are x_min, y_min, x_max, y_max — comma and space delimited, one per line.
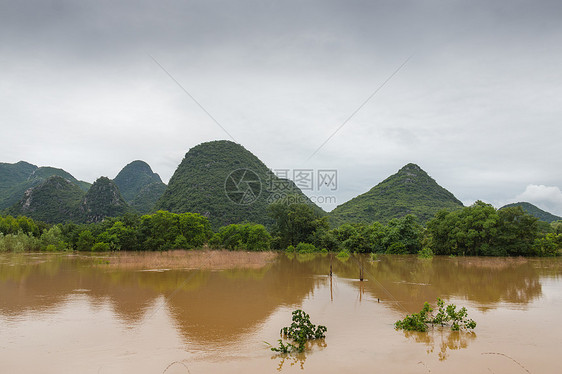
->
296, 242, 316, 253
336, 249, 349, 258
418, 247, 434, 259
271, 309, 327, 353
395, 298, 476, 332
91, 242, 111, 252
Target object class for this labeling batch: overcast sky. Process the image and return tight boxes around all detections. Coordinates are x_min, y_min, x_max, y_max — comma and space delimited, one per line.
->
1, 0, 561, 214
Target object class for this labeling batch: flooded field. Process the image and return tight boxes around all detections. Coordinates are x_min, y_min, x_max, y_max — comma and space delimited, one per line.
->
1, 251, 561, 373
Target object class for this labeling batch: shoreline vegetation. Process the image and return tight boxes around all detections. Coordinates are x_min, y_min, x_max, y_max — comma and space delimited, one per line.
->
1, 200, 561, 257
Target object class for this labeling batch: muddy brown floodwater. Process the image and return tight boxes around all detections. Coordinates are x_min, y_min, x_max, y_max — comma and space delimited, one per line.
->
1, 251, 561, 374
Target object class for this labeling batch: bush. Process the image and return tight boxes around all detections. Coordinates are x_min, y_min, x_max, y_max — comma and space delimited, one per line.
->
336, 249, 350, 258
210, 223, 271, 251
91, 242, 111, 252
418, 247, 434, 259
271, 309, 327, 353
0, 232, 42, 252
296, 242, 316, 253
395, 298, 476, 332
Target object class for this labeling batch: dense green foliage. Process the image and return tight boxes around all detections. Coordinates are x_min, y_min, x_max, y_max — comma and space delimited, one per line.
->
0, 215, 67, 252
5, 176, 135, 225
0, 210, 212, 252
500, 202, 562, 223
329, 163, 464, 226
312, 215, 424, 254
131, 182, 167, 214
80, 177, 131, 223
113, 160, 167, 214
209, 223, 272, 250
272, 201, 560, 257
7, 176, 85, 224
425, 201, 559, 256
271, 309, 327, 353
2, 198, 561, 256
0, 161, 89, 210
268, 199, 329, 248
395, 298, 476, 332
156, 140, 322, 229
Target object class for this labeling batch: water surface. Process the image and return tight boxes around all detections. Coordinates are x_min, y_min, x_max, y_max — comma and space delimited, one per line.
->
1, 252, 560, 373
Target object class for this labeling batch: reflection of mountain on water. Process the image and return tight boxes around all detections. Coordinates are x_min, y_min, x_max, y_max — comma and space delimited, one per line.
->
0, 254, 160, 323
1, 252, 558, 348
166, 255, 323, 348
0, 253, 322, 348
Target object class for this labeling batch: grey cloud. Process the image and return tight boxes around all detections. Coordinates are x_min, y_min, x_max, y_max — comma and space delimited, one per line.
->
1, 0, 562, 213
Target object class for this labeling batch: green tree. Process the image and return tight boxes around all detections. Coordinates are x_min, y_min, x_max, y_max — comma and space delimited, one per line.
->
210, 223, 271, 251
494, 207, 539, 256
383, 214, 423, 254
76, 230, 95, 251
268, 199, 328, 248
426, 201, 499, 256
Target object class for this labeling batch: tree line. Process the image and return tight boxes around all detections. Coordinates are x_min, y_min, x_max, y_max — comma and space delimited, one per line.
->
1, 200, 561, 256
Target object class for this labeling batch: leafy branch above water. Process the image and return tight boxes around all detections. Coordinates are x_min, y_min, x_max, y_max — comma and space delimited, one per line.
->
271, 309, 327, 353
395, 298, 476, 332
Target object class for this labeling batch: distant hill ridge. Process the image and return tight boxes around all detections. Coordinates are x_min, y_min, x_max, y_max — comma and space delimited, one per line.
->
7, 175, 131, 224
500, 202, 561, 223
0, 161, 90, 210
329, 163, 464, 225
7, 175, 85, 223
7, 146, 558, 229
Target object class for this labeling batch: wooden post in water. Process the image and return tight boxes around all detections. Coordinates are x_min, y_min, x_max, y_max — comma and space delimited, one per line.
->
330, 253, 333, 301
359, 258, 364, 281
330, 274, 333, 302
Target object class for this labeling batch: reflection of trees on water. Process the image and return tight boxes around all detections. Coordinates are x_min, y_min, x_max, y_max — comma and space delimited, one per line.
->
0, 253, 324, 349
403, 329, 476, 361
166, 255, 324, 347
1, 252, 559, 350
272, 352, 306, 371
271, 339, 327, 371
319, 254, 546, 312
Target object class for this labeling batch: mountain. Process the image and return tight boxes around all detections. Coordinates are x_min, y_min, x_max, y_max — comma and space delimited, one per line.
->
29, 166, 91, 192
7, 176, 85, 224
80, 177, 130, 223
156, 140, 322, 229
500, 202, 561, 223
329, 163, 464, 226
113, 160, 167, 214
0, 161, 90, 210
0, 161, 39, 210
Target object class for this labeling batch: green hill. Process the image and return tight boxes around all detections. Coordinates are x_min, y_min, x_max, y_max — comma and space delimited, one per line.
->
80, 177, 130, 223
30, 167, 91, 192
0, 161, 90, 210
113, 160, 167, 214
7, 176, 85, 224
329, 163, 464, 226
500, 202, 561, 223
156, 140, 322, 229
0, 161, 39, 210
131, 181, 167, 214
